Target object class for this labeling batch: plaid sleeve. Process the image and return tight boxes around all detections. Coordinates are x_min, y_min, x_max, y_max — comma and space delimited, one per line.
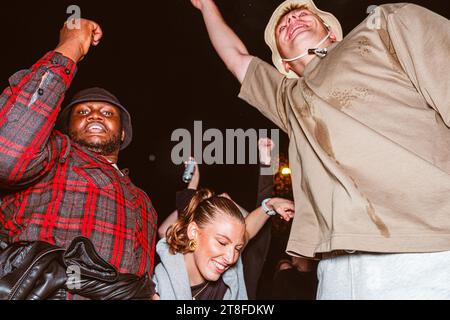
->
0, 51, 77, 188
135, 191, 158, 277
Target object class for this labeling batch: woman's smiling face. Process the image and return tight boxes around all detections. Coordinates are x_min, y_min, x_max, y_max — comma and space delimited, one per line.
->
189, 213, 246, 282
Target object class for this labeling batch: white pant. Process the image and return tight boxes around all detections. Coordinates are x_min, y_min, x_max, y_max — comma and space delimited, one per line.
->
317, 250, 450, 300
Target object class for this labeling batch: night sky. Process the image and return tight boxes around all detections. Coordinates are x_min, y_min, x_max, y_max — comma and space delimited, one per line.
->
1, 0, 449, 224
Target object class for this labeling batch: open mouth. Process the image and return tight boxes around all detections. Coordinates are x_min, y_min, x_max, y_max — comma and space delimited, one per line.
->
85, 122, 107, 133
289, 23, 309, 40
212, 260, 229, 274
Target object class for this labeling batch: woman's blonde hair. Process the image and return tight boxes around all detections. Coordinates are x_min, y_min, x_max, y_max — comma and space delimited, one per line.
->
166, 188, 244, 254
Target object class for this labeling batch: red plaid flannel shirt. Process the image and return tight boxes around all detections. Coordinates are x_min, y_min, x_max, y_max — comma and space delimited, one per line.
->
0, 51, 157, 277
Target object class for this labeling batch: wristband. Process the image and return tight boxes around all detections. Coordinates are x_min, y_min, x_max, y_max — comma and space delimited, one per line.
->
262, 198, 276, 216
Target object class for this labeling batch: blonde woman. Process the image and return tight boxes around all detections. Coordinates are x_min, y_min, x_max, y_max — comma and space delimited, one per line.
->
153, 189, 294, 300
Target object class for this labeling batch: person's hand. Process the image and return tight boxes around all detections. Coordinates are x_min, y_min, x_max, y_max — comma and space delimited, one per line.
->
267, 198, 295, 221
291, 256, 315, 272
185, 157, 200, 189
190, 0, 205, 11
55, 18, 103, 63
276, 259, 293, 272
258, 138, 274, 165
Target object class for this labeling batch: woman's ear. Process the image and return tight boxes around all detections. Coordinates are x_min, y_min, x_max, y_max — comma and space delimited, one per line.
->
187, 222, 199, 240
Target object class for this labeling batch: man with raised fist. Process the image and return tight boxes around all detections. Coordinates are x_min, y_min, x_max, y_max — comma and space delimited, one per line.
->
0, 19, 157, 299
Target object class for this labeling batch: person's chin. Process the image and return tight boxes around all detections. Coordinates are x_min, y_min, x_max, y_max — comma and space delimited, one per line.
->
82, 135, 107, 145
204, 269, 221, 282
290, 28, 309, 42
291, 38, 310, 50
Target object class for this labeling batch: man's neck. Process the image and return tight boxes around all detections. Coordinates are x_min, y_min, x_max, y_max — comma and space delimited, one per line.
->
71, 139, 120, 164
290, 39, 337, 77
84, 146, 119, 164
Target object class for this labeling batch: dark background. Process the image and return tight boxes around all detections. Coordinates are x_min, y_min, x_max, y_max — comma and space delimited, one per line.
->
1, 0, 449, 229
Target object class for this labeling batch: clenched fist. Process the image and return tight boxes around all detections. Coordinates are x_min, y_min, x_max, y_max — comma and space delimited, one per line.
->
55, 18, 103, 63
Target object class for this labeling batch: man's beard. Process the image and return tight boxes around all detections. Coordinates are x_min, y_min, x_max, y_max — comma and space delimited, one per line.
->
69, 131, 122, 156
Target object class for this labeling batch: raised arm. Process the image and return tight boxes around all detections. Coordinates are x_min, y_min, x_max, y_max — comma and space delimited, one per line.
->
190, 0, 254, 83
0, 19, 101, 188
256, 138, 276, 206
55, 19, 103, 63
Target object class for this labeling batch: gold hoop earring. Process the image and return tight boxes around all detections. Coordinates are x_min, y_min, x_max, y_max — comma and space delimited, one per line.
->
188, 239, 198, 252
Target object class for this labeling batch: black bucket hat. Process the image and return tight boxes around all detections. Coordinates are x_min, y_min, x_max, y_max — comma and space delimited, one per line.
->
56, 87, 132, 150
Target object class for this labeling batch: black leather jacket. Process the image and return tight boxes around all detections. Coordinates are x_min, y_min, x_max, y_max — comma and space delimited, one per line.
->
0, 236, 155, 300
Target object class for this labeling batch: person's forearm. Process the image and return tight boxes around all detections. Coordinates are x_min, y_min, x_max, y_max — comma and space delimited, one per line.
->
0, 52, 76, 187
187, 180, 198, 190
245, 207, 270, 241
256, 169, 274, 206
245, 197, 294, 240
200, 0, 252, 82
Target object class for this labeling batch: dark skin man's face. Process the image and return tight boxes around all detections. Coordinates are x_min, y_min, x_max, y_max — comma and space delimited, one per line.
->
68, 101, 124, 156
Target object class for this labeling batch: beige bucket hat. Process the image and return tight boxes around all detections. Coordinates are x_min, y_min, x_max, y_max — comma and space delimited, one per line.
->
264, 0, 343, 78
